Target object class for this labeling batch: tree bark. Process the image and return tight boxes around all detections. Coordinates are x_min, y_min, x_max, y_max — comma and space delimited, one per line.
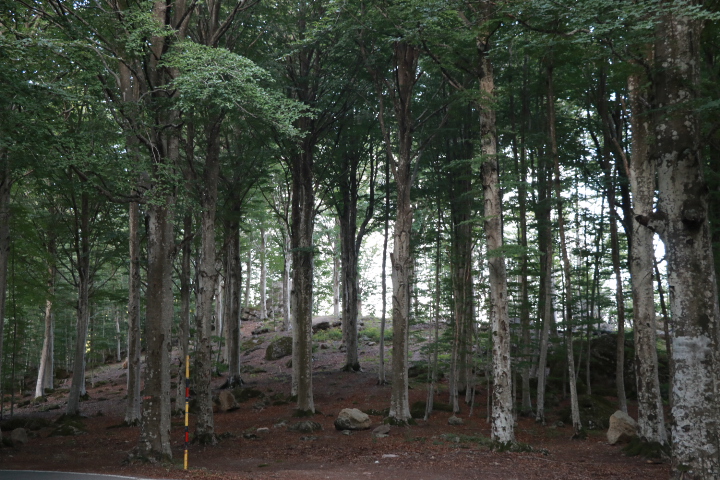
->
193, 118, 222, 445
259, 227, 267, 320
478, 45, 514, 444
225, 221, 242, 386
651, 10, 720, 478
67, 190, 91, 416
125, 199, 142, 424
627, 73, 667, 445
291, 138, 315, 413
535, 145, 554, 425
387, 41, 419, 425
36, 236, 56, 399
0, 152, 10, 391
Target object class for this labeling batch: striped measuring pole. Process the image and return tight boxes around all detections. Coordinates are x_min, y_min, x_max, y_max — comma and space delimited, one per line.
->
184, 355, 190, 470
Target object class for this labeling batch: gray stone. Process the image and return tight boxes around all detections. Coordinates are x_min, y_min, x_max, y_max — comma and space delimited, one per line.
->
218, 390, 237, 412
607, 410, 637, 445
257, 427, 270, 434
288, 421, 322, 433
334, 408, 371, 431
448, 415, 464, 426
265, 336, 293, 360
11, 428, 28, 446
372, 425, 391, 438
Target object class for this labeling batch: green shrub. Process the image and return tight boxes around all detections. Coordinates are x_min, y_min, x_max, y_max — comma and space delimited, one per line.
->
314, 329, 342, 342
359, 326, 392, 342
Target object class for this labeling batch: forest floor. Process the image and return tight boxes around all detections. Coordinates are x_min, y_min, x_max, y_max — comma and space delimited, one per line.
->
0, 317, 669, 479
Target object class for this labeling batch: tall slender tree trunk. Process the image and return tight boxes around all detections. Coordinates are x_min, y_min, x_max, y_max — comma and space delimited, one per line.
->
597, 72, 628, 413
259, 227, 267, 320
125, 199, 142, 424
36, 237, 56, 399
291, 134, 316, 413
478, 43, 514, 444
244, 250, 251, 310
193, 118, 222, 445
627, 73, 666, 445
548, 61, 583, 438
0, 153, 10, 390
333, 220, 340, 318
225, 223, 242, 386
650, 11, 720, 478
535, 147, 554, 425
387, 41, 419, 425
283, 235, 291, 331
378, 156, 390, 385
67, 191, 91, 416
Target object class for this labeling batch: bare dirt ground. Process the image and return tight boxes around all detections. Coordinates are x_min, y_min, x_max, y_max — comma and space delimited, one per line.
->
0, 318, 669, 479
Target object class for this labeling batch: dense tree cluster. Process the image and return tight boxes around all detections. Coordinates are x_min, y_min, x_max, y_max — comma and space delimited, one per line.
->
1, 1, 719, 478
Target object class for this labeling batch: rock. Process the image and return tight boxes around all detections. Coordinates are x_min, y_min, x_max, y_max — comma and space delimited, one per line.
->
320, 343, 329, 350
265, 336, 293, 360
252, 327, 270, 336
10, 428, 28, 446
607, 410, 637, 445
334, 408, 371, 431
50, 424, 84, 437
312, 321, 331, 333
338, 344, 347, 352
218, 390, 237, 412
288, 421, 322, 433
331, 321, 341, 328
448, 416, 464, 426
367, 341, 376, 346
372, 425, 391, 438
257, 427, 270, 434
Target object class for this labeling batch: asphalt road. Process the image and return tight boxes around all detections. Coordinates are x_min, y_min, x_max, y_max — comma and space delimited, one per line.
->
0, 472, 174, 480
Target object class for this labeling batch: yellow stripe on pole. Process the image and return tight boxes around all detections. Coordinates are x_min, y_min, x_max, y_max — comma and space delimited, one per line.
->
184, 354, 190, 470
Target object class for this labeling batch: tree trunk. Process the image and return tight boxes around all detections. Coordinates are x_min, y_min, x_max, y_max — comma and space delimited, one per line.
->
193, 118, 222, 445
139, 197, 175, 460
36, 237, 56, 399
67, 191, 91, 416
651, 11, 720, 478
244, 250, 251, 310
535, 144, 554, 425
225, 221, 242, 386
378, 153, 390, 386
291, 134, 316, 413
259, 227, 267, 320
333, 220, 340, 318
627, 73, 666, 445
548, 61, 583, 438
479, 46, 514, 444
125, 199, 142, 424
387, 41, 419, 425
0, 153, 10, 390
339, 211, 360, 371
283, 235, 292, 331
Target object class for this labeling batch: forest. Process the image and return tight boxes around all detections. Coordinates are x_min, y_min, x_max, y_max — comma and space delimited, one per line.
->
1, 0, 719, 479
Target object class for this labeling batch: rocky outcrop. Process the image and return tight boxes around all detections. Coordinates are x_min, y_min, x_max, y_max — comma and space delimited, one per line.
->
607, 410, 637, 445
265, 336, 293, 360
334, 408, 371, 431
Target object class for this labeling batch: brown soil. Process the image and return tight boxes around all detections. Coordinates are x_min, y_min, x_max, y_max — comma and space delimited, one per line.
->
0, 319, 669, 479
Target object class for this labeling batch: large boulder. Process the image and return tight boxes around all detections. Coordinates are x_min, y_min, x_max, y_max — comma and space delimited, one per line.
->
334, 408, 371, 431
217, 390, 238, 412
265, 336, 293, 360
10, 428, 28, 446
607, 410, 637, 445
